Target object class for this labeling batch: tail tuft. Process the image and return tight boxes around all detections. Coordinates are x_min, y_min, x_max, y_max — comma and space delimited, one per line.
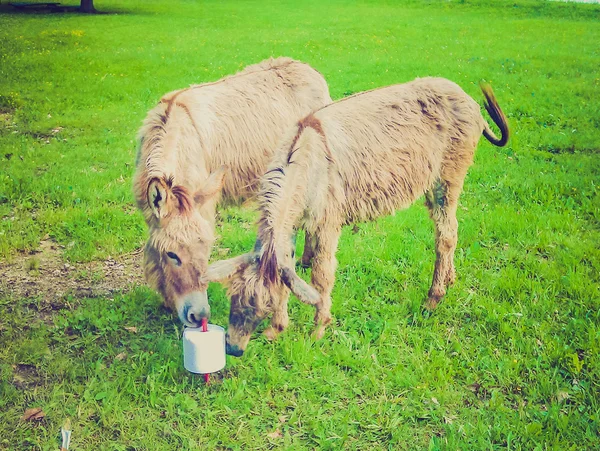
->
480, 81, 510, 147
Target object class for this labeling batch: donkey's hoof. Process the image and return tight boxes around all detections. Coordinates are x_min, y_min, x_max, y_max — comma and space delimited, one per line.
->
263, 327, 281, 341
312, 318, 331, 340
446, 268, 456, 286
297, 259, 311, 270
312, 325, 327, 340
424, 295, 442, 311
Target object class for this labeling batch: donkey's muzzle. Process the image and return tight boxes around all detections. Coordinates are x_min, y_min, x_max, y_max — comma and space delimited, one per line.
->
225, 342, 244, 357
184, 305, 209, 327
180, 291, 210, 327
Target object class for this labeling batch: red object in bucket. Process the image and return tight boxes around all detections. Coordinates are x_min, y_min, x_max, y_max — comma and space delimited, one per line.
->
201, 318, 209, 383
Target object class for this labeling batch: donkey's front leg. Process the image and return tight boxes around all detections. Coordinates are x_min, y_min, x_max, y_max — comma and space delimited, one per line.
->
311, 227, 341, 340
264, 289, 290, 341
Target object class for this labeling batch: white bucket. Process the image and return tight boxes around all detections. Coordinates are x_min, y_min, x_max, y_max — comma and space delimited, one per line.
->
182, 325, 226, 374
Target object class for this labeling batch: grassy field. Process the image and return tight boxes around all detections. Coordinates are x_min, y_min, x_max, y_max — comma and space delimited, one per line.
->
1, 0, 599, 449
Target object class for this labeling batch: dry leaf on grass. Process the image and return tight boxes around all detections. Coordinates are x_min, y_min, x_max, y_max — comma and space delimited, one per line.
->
557, 391, 569, 402
466, 383, 481, 393
115, 352, 127, 361
267, 429, 283, 439
124, 326, 137, 333
21, 407, 45, 421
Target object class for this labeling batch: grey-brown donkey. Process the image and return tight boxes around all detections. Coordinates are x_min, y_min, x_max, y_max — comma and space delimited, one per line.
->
204, 78, 509, 356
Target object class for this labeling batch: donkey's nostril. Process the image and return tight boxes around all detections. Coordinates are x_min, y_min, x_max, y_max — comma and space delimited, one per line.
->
181, 299, 209, 328
186, 306, 209, 327
187, 311, 202, 327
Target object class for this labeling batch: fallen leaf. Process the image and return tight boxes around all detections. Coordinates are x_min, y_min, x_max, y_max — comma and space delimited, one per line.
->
22, 407, 45, 421
431, 397, 439, 405
124, 326, 137, 333
278, 415, 287, 423
466, 383, 481, 393
267, 429, 283, 439
557, 391, 569, 402
115, 352, 127, 361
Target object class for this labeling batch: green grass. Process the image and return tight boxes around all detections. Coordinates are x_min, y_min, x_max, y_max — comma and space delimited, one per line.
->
1, 0, 599, 449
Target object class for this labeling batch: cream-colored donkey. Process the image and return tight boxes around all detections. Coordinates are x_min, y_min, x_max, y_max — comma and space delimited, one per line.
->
133, 58, 331, 326
204, 78, 509, 356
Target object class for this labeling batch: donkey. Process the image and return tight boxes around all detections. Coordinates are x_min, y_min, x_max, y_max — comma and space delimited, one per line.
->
133, 57, 331, 327
203, 78, 509, 356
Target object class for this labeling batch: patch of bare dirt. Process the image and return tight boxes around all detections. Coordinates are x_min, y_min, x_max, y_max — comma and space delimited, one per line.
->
0, 239, 145, 307
12, 364, 41, 389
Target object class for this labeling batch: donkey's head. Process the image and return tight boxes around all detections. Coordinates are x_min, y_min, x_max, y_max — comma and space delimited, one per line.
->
204, 244, 319, 356
143, 167, 226, 327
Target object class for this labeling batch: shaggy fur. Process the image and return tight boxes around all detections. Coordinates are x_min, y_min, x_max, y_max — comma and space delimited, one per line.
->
133, 57, 331, 326
206, 77, 509, 353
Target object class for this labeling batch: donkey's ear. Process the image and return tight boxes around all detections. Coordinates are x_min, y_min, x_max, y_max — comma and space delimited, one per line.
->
204, 252, 255, 283
147, 178, 170, 218
280, 267, 320, 305
194, 166, 228, 206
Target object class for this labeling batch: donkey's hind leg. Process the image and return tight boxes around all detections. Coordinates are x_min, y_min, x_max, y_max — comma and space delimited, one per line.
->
424, 178, 463, 310
300, 230, 316, 269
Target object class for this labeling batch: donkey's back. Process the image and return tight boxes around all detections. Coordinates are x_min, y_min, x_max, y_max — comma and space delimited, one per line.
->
313, 77, 485, 223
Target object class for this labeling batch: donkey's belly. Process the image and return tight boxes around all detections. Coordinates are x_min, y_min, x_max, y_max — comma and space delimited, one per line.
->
339, 147, 440, 224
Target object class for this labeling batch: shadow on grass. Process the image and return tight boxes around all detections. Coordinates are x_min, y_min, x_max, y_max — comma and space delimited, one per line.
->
0, 3, 138, 16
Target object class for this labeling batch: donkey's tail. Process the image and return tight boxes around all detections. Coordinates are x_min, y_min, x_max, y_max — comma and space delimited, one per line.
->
480, 82, 510, 147
258, 126, 315, 285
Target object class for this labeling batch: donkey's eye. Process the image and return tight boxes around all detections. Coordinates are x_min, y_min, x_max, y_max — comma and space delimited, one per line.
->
166, 252, 182, 266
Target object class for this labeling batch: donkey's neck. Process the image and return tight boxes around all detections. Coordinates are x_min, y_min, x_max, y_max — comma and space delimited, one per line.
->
256, 223, 298, 266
